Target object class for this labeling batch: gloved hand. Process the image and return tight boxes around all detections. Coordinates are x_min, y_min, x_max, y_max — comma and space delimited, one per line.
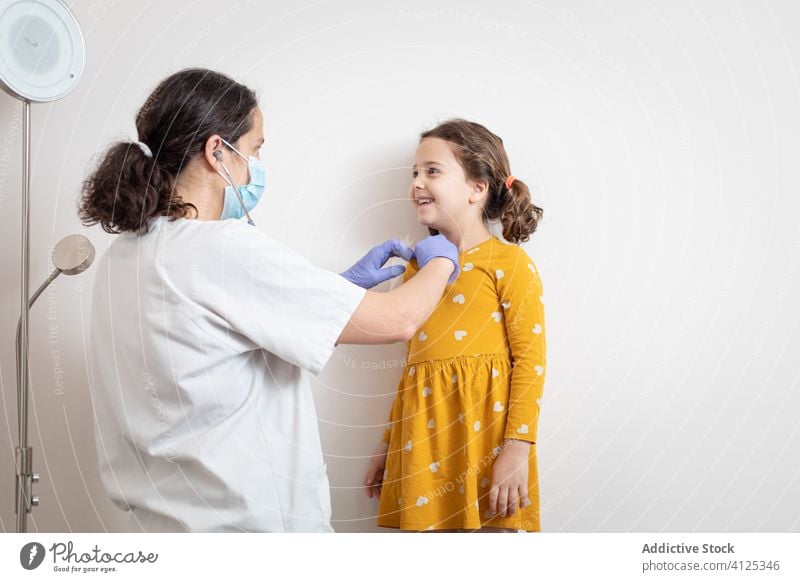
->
340, 238, 415, 289
413, 234, 460, 284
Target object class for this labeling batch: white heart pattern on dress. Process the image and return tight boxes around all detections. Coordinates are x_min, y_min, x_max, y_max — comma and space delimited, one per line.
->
534, 365, 544, 376
463, 263, 474, 271
405, 440, 413, 452
429, 462, 440, 473
532, 323, 542, 334
502, 301, 511, 309
493, 401, 505, 412
492, 368, 500, 378
495, 269, 505, 279
416, 496, 429, 507
418, 331, 428, 341
453, 294, 465, 304
427, 418, 436, 429
516, 424, 529, 435
480, 477, 490, 488
451, 374, 458, 384
454, 330, 467, 341
422, 386, 432, 397
491, 311, 502, 322
473, 420, 481, 432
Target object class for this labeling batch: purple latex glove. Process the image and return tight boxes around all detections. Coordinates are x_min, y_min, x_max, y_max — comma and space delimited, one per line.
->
413, 234, 460, 284
340, 238, 415, 289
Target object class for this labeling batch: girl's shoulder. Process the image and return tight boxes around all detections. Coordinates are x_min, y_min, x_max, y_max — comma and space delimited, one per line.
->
491, 237, 538, 268
491, 238, 544, 291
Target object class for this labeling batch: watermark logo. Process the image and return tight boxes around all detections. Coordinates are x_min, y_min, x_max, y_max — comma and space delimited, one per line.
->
17, 540, 158, 574
19, 542, 46, 570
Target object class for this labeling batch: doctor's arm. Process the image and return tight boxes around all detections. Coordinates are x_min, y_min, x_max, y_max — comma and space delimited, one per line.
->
337, 256, 454, 344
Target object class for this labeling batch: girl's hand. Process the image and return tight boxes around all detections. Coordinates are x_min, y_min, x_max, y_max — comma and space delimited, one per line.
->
364, 441, 390, 499
488, 439, 531, 518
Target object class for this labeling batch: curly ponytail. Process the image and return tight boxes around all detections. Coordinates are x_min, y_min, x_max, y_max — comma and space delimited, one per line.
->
79, 141, 192, 234
79, 68, 258, 234
420, 118, 543, 244
484, 177, 543, 244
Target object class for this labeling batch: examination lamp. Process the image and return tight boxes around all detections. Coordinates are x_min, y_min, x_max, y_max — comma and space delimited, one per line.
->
0, 0, 87, 532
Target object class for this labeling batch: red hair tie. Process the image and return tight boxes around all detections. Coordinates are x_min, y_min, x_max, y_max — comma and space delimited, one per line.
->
505, 175, 516, 190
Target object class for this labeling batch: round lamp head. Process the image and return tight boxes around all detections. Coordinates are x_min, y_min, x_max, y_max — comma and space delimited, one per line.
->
52, 234, 94, 275
0, 0, 85, 102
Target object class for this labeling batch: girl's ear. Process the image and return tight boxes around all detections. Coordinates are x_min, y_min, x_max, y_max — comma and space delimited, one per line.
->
468, 179, 490, 204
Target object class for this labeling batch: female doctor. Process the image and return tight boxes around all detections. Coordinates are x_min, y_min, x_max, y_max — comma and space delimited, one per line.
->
78, 68, 459, 532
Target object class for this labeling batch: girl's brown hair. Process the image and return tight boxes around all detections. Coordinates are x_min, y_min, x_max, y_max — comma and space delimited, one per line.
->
420, 119, 543, 244
79, 68, 258, 234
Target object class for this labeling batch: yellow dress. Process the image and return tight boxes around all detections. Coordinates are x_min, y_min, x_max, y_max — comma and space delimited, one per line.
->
377, 236, 546, 531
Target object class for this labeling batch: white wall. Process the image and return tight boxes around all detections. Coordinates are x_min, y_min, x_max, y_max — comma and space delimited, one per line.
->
1, 0, 799, 532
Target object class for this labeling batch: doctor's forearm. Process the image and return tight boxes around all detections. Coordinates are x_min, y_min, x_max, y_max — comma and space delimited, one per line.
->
337, 258, 453, 344
389, 258, 453, 329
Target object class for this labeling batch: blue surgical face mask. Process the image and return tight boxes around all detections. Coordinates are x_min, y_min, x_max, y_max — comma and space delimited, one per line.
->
216, 138, 266, 225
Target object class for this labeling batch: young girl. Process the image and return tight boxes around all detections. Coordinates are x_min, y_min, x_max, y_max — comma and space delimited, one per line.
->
364, 119, 546, 532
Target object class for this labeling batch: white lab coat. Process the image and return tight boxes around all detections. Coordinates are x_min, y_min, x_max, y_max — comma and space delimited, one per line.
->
87, 216, 366, 532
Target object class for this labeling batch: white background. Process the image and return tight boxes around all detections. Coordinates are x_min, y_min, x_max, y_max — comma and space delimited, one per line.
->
1, 0, 798, 532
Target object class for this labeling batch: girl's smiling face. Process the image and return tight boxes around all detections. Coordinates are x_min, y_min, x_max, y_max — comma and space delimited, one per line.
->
409, 137, 488, 234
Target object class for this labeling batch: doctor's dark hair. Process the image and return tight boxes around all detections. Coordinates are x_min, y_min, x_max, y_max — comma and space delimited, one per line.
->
79, 68, 258, 234
420, 119, 543, 244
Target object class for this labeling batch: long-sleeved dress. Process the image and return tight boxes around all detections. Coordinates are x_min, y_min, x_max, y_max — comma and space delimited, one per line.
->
376, 236, 546, 531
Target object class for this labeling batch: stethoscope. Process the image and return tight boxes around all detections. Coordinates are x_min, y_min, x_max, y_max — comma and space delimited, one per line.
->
213, 149, 256, 226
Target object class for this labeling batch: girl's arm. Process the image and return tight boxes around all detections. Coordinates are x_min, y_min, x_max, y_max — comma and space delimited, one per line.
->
496, 246, 547, 445
489, 246, 546, 517
365, 264, 417, 498
381, 260, 418, 444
